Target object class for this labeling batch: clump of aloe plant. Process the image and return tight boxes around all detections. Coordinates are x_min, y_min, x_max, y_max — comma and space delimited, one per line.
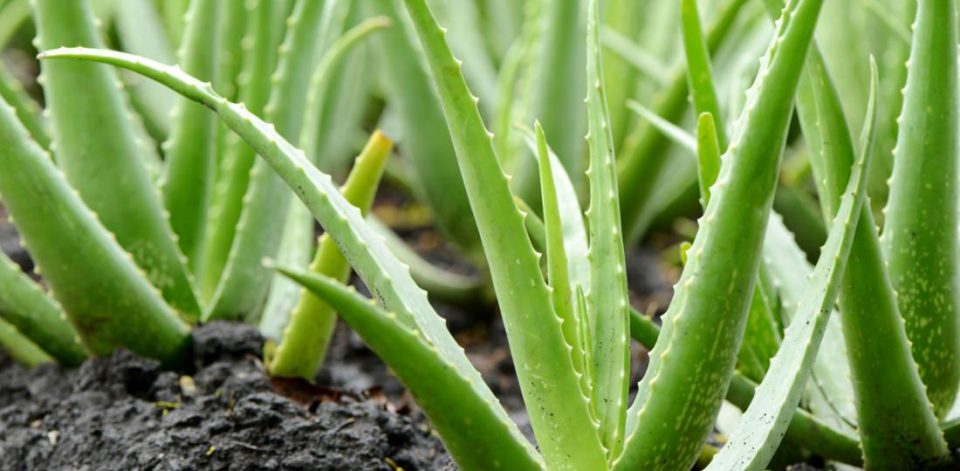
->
6, 0, 960, 469
0, 0, 393, 377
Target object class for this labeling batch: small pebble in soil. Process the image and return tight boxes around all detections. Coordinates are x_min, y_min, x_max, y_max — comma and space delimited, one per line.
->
0, 322, 453, 471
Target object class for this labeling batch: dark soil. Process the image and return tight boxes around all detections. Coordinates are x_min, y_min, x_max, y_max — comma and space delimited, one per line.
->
0, 322, 453, 471
0, 197, 677, 471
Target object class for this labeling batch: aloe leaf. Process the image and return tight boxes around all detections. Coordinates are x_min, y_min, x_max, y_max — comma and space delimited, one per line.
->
762, 214, 857, 431
618, 0, 748, 244
267, 131, 392, 379
626, 106, 781, 383
518, 128, 590, 296
531, 122, 588, 394
881, 0, 960, 418
301, 3, 376, 172
0, 318, 52, 367
200, 0, 281, 301
491, 0, 543, 174
33, 0, 200, 320
615, 1, 824, 469
276, 268, 542, 470
39, 46, 539, 467
653, 108, 781, 383
397, 0, 608, 466
0, 93, 190, 363
113, 0, 176, 140
695, 112, 722, 206
706, 62, 876, 471
0, 62, 48, 150
687, 47, 782, 384
161, 0, 220, 281
206, 0, 347, 321
584, 0, 631, 457
760, 0, 952, 465
0, 251, 86, 366
681, 0, 728, 148
372, 0, 481, 259
626, 298, 866, 466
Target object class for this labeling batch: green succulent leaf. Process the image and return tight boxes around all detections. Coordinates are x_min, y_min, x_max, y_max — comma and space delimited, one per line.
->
258, 3, 380, 333
367, 216, 488, 306
584, 0, 631, 457
513, 0, 587, 208
531, 122, 588, 392
601, 29, 670, 87
626, 101, 697, 153
882, 0, 960, 418
522, 183, 865, 466
0, 92, 190, 364
33, 0, 201, 321
681, 0, 728, 148
0, 0, 30, 49
695, 112, 722, 207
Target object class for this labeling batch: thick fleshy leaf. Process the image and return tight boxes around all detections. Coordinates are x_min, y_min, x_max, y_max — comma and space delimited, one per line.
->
33, 0, 200, 320
707, 62, 876, 470
0, 91, 190, 363
882, 0, 960, 418
584, 0, 630, 457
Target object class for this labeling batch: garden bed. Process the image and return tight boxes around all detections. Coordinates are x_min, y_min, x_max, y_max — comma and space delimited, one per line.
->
0, 322, 453, 470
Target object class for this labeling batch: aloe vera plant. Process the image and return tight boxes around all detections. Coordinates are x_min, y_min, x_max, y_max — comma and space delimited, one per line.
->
0, 0, 394, 373
32, 0, 837, 466
6, 0, 960, 469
